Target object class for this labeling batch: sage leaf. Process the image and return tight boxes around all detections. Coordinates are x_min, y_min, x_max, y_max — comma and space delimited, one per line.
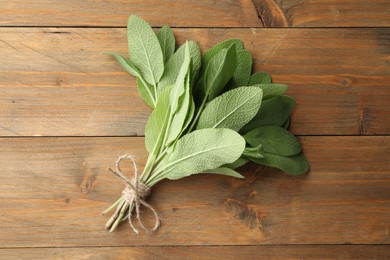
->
240, 95, 296, 133
144, 85, 171, 153
157, 25, 175, 63
197, 87, 263, 131
200, 39, 244, 76
227, 50, 252, 89
203, 167, 244, 178
128, 15, 164, 86
159, 41, 200, 89
166, 62, 192, 145
137, 78, 155, 108
203, 44, 237, 101
254, 84, 288, 100
158, 128, 245, 180
248, 153, 309, 175
242, 145, 264, 159
105, 52, 156, 107
249, 71, 272, 85
244, 126, 301, 156
224, 157, 249, 169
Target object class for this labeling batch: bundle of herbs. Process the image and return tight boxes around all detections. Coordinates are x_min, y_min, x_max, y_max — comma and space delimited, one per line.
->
102, 15, 309, 233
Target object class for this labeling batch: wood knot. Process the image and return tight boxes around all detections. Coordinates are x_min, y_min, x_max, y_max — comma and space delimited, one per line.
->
224, 198, 263, 230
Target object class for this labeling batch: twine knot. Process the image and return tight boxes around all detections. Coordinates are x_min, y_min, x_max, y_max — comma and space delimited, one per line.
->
108, 154, 161, 234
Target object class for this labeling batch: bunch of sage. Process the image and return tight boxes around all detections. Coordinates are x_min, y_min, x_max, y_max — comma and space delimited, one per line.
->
102, 15, 309, 233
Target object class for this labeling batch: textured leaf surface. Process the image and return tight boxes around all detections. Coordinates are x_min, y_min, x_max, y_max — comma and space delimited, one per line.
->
201, 39, 244, 75
136, 78, 155, 108
204, 45, 237, 100
244, 126, 301, 156
254, 84, 288, 99
203, 167, 244, 178
197, 87, 262, 131
144, 86, 171, 153
241, 95, 296, 133
159, 128, 245, 180
227, 50, 252, 89
157, 25, 175, 63
159, 41, 200, 89
249, 71, 272, 85
128, 15, 164, 86
106, 52, 156, 107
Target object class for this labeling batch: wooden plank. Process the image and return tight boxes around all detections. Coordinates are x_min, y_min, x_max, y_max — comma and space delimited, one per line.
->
252, 0, 390, 27
0, 136, 389, 247
1, 0, 389, 28
0, 0, 261, 27
1, 245, 389, 259
0, 28, 389, 136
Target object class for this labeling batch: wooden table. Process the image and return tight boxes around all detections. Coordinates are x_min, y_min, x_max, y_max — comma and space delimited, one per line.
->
1, 1, 389, 259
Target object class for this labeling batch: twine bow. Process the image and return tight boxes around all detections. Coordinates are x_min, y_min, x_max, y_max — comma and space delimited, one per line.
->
108, 155, 161, 233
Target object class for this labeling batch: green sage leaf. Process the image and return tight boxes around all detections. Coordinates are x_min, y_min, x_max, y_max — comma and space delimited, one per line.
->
157, 25, 175, 63
249, 71, 272, 85
248, 152, 309, 175
203, 44, 237, 101
201, 39, 244, 76
159, 41, 200, 89
244, 126, 301, 156
197, 87, 263, 131
224, 157, 249, 169
159, 128, 245, 180
128, 15, 164, 86
203, 167, 244, 178
240, 95, 296, 133
105, 52, 156, 107
254, 84, 288, 99
227, 50, 252, 89
144, 86, 171, 153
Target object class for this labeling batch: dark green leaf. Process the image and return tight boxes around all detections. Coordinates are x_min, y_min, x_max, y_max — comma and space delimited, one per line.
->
227, 50, 252, 89
244, 126, 301, 156
249, 71, 272, 85
240, 95, 296, 133
248, 153, 309, 175
203, 45, 237, 101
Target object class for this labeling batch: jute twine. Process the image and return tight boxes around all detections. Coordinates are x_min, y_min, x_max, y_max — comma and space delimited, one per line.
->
108, 155, 161, 233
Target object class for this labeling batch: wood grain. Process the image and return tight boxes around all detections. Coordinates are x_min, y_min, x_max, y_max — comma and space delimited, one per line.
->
0, 136, 389, 247
0, 0, 261, 27
1, 245, 389, 259
0, 28, 388, 136
252, 0, 390, 27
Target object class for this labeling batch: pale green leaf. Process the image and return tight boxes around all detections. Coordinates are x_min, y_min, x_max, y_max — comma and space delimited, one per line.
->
224, 157, 249, 169
166, 63, 192, 145
158, 128, 245, 180
144, 86, 171, 153
157, 25, 175, 63
128, 15, 164, 86
197, 87, 263, 131
244, 126, 301, 156
159, 41, 200, 89
136, 78, 155, 108
105, 52, 156, 107
203, 167, 244, 178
